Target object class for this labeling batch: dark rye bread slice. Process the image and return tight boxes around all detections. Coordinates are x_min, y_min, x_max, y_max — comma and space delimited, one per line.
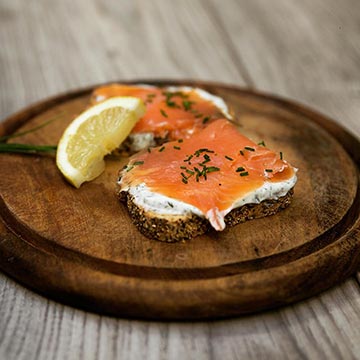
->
118, 189, 294, 243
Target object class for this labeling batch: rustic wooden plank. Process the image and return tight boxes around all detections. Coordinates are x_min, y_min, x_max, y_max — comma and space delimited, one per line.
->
206, 0, 360, 135
1, 0, 360, 359
1, 273, 360, 359
0, 0, 248, 120
0, 82, 359, 320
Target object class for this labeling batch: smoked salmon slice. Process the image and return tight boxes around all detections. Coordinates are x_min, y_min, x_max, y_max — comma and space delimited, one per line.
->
118, 119, 297, 231
91, 84, 231, 141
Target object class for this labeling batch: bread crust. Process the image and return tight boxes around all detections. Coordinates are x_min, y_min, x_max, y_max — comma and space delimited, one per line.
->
118, 189, 294, 242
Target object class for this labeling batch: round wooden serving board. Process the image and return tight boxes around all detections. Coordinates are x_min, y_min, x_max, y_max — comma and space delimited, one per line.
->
0, 81, 360, 320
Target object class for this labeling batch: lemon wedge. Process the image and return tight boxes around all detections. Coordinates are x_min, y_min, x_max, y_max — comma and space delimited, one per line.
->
56, 96, 145, 188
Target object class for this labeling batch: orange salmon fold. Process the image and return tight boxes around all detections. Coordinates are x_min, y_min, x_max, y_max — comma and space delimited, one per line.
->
91, 84, 230, 141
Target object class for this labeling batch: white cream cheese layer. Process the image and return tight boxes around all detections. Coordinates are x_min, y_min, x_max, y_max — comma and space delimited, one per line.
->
119, 172, 297, 231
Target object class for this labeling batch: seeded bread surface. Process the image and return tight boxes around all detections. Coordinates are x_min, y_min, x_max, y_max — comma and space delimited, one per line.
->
118, 189, 294, 242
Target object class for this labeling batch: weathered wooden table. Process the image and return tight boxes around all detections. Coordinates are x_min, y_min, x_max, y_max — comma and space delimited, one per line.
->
1, 0, 359, 358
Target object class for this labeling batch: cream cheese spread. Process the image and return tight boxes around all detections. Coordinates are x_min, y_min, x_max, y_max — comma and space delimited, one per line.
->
119, 172, 297, 231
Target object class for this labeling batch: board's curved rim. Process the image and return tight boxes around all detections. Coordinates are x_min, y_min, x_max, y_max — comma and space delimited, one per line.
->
1, 185, 359, 280
0, 215, 359, 320
0, 79, 360, 319
0, 79, 359, 277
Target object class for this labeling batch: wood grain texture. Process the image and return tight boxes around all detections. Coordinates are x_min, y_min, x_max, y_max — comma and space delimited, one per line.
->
0, 81, 359, 320
1, 0, 360, 359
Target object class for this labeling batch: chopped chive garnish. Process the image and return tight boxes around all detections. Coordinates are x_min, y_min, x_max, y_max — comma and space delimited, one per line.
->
125, 160, 144, 172
164, 92, 180, 108
199, 155, 211, 166
160, 109, 168, 118
147, 147, 151, 153
240, 171, 249, 177
225, 155, 233, 161
168, 202, 174, 208
182, 100, 194, 111
178, 139, 183, 143
200, 154, 211, 166
239, 150, 244, 156
236, 167, 245, 172
258, 140, 266, 147
164, 91, 188, 99
206, 166, 220, 173
195, 148, 214, 156
173, 146, 181, 150
195, 113, 203, 118
180, 148, 223, 182
182, 178, 188, 184
244, 146, 255, 152
159, 146, 165, 152
145, 93, 156, 103
265, 169, 273, 173
202, 116, 210, 124
194, 167, 201, 182
280, 151, 283, 160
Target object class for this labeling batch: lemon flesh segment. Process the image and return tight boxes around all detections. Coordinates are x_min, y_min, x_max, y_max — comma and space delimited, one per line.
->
56, 97, 146, 188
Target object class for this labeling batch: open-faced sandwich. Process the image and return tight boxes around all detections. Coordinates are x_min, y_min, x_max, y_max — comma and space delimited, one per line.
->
56, 83, 297, 241
117, 118, 297, 242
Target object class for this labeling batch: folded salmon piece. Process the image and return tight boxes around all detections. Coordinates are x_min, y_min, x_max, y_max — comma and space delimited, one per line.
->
91, 84, 232, 153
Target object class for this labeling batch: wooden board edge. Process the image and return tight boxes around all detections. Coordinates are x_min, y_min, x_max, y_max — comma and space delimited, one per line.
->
0, 215, 359, 321
1, 80, 360, 320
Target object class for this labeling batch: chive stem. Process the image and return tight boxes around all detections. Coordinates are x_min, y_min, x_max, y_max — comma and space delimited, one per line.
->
0, 143, 57, 154
244, 146, 255, 152
0, 112, 64, 143
133, 161, 144, 166
160, 109, 168, 118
